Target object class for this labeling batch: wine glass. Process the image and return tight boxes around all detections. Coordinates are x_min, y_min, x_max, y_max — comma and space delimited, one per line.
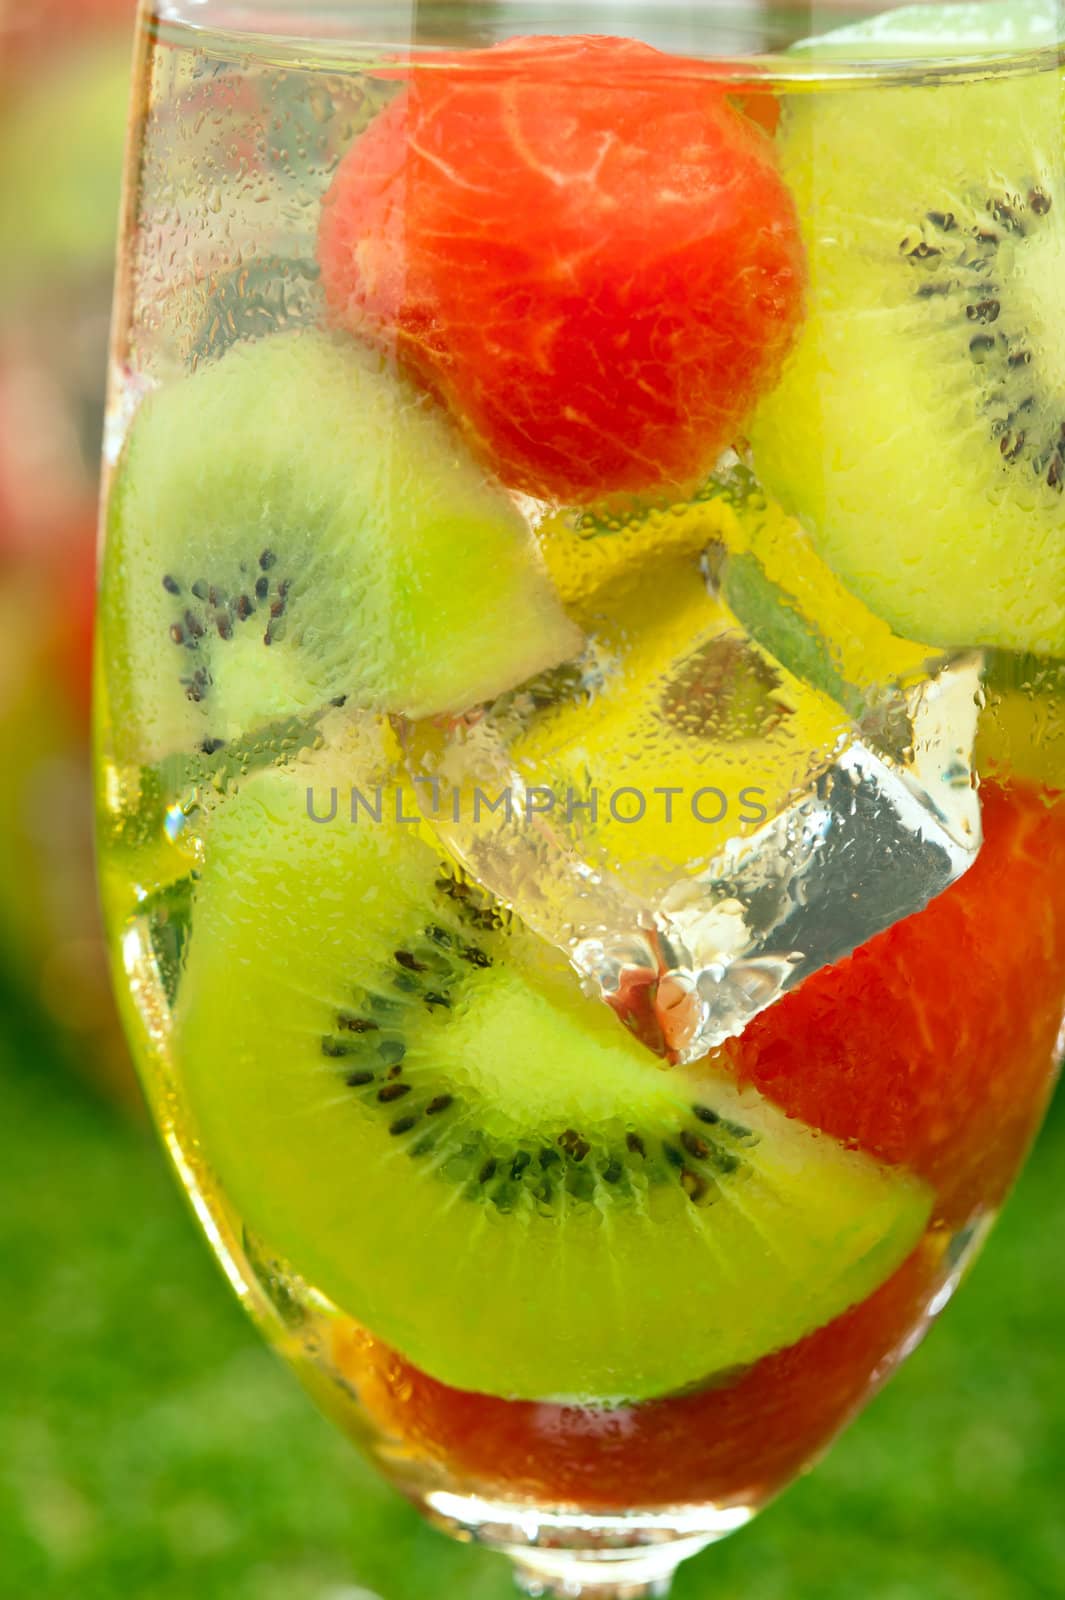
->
96, 3, 1065, 1596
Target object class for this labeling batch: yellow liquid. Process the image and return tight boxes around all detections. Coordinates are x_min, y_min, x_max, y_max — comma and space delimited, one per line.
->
98, 12, 1065, 1522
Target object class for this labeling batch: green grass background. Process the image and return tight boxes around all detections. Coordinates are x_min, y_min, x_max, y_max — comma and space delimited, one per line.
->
1, 986, 1063, 1600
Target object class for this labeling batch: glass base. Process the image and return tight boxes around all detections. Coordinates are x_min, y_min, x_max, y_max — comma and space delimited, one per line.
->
509, 1544, 698, 1597
423, 1490, 754, 1599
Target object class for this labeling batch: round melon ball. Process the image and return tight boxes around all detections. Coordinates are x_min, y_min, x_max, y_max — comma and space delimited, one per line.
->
318, 34, 806, 505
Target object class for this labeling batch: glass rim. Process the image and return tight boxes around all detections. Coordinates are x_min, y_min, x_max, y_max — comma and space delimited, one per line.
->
150, 1, 1065, 85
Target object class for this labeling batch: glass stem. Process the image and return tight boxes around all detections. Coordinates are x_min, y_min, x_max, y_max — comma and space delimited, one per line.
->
509, 1543, 693, 1598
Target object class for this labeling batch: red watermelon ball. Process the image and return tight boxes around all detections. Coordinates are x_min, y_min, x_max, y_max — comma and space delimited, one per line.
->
318, 35, 806, 504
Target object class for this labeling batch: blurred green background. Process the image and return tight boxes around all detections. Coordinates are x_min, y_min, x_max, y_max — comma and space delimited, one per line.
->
0, 3, 1063, 1598
3, 986, 1064, 1600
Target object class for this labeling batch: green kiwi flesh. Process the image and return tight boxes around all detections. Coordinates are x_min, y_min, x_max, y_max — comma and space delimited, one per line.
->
176, 738, 932, 1404
101, 330, 581, 763
751, 12, 1065, 655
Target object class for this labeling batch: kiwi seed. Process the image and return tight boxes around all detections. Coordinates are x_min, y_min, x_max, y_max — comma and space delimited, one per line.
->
904, 189, 1063, 492
315, 924, 762, 1215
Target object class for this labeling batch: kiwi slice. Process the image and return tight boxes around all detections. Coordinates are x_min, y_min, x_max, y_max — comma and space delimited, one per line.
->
750, 6, 1065, 655
177, 736, 931, 1404
101, 330, 581, 763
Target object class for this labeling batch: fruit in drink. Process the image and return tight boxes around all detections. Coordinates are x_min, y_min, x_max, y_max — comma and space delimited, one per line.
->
176, 738, 930, 1403
719, 782, 1065, 1225
751, 7, 1065, 653
319, 34, 806, 503
336, 1236, 947, 1510
101, 331, 580, 762
332, 776, 1065, 1503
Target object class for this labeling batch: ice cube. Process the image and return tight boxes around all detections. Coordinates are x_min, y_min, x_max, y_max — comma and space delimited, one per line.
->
591, 655, 981, 1060
403, 487, 982, 1060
